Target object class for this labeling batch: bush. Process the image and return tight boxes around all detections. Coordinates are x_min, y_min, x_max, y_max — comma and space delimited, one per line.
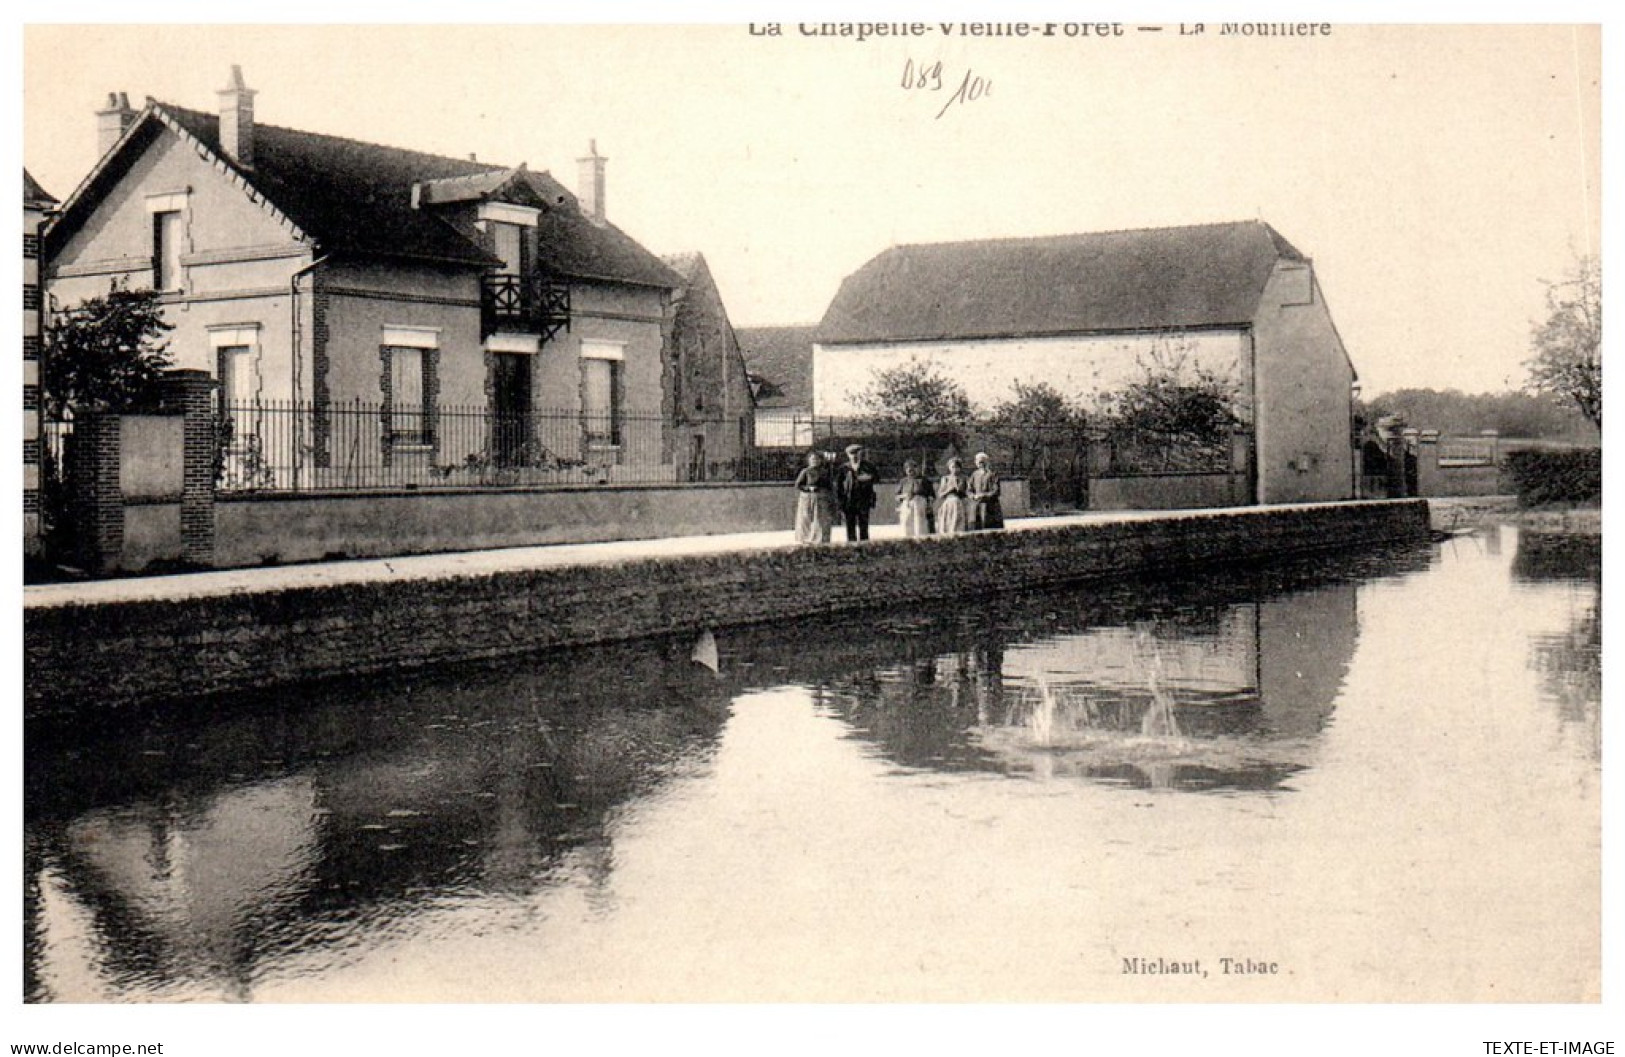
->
1502, 448, 1601, 507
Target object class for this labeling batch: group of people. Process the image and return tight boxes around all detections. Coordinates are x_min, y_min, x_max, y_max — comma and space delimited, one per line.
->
793, 444, 1003, 545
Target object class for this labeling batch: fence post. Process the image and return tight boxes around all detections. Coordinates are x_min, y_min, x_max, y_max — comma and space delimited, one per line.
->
1416, 429, 1442, 498
1230, 428, 1253, 505
161, 369, 219, 567
66, 411, 123, 573
1384, 433, 1409, 498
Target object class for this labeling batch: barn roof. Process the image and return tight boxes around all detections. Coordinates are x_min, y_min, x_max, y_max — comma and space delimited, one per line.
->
817, 220, 1307, 345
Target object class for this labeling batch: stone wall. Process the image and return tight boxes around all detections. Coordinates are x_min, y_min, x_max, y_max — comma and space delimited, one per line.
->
215, 478, 1030, 567
25, 500, 1429, 719
1089, 472, 1244, 511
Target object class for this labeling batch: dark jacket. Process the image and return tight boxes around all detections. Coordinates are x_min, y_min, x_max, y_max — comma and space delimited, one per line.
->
836, 459, 880, 511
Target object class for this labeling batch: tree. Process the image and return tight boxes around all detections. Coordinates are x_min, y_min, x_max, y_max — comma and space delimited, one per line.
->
1093, 333, 1241, 472
44, 281, 174, 417
1526, 255, 1600, 429
849, 356, 974, 429
988, 380, 1093, 510
988, 380, 1088, 431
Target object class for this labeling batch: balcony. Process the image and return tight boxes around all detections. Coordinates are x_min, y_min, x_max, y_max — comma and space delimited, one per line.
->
481, 274, 571, 343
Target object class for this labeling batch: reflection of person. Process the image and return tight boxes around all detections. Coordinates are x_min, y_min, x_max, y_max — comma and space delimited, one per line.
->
937, 457, 969, 535
896, 459, 936, 537
835, 444, 879, 542
792, 450, 835, 544
968, 452, 1004, 531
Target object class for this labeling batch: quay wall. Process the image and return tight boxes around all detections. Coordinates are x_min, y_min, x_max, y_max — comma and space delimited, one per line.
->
24, 500, 1429, 719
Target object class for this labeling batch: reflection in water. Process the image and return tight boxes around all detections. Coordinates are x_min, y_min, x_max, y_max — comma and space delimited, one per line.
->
23, 533, 1601, 1002
769, 554, 1375, 792
25, 645, 733, 1002
1515, 531, 1601, 760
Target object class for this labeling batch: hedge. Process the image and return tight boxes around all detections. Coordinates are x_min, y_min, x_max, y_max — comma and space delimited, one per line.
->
1502, 448, 1601, 507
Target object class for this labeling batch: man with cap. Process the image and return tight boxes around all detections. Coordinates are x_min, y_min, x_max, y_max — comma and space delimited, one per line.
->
835, 444, 880, 542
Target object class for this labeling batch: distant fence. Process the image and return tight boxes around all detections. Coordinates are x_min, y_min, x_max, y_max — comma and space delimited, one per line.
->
761, 415, 1243, 512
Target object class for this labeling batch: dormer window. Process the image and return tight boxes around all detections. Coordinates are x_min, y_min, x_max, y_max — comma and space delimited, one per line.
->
477, 201, 539, 276
491, 221, 523, 276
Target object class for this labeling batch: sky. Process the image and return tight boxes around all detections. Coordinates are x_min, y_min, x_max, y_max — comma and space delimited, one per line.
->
21, 22, 1600, 398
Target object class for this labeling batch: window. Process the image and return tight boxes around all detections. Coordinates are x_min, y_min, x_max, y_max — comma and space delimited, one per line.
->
386, 347, 429, 444
382, 326, 439, 447
580, 341, 625, 446
146, 191, 189, 291
211, 326, 266, 488
491, 222, 523, 276
153, 211, 184, 291
210, 326, 262, 420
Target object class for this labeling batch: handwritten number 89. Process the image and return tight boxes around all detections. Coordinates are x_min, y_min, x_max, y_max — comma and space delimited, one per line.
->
901, 58, 944, 91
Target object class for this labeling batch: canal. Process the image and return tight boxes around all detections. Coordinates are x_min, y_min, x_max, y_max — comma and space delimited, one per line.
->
23, 524, 1600, 1002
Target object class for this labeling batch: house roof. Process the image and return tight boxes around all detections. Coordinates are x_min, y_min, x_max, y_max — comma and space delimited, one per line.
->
817, 220, 1308, 345
159, 103, 503, 267
49, 101, 681, 287
23, 168, 57, 207
737, 324, 817, 410
523, 168, 683, 289
661, 251, 704, 287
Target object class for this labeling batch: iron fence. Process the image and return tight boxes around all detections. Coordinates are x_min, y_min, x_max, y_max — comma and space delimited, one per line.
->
771, 416, 1241, 511
212, 401, 1245, 503
215, 400, 799, 493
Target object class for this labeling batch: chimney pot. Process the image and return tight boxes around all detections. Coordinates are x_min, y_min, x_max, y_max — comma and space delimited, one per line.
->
95, 90, 139, 157
577, 140, 607, 225
218, 65, 258, 169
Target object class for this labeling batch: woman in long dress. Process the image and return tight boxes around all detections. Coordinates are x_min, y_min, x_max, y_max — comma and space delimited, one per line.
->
936, 457, 969, 535
793, 450, 836, 543
895, 459, 936, 537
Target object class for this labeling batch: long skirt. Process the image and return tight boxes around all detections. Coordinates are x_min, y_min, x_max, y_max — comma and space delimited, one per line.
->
795, 490, 835, 543
972, 497, 1004, 531
937, 495, 968, 535
899, 496, 933, 537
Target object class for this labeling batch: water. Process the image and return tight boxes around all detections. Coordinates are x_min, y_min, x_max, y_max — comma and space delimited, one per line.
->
23, 526, 1601, 1002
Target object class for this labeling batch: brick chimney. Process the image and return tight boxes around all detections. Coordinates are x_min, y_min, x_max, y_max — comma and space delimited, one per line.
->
217, 65, 257, 168
95, 92, 138, 156
577, 139, 607, 224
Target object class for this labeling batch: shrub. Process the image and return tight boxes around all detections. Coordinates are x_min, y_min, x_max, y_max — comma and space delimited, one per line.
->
1502, 448, 1601, 507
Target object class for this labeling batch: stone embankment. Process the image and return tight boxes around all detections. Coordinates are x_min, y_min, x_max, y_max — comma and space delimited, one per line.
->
24, 500, 1431, 720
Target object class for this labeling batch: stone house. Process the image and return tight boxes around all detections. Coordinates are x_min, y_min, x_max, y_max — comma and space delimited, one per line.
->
737, 324, 817, 449
814, 221, 1359, 504
660, 252, 755, 477
42, 69, 682, 489
24, 169, 57, 555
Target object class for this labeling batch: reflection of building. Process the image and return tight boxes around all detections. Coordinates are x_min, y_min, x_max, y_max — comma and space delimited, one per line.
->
24, 640, 731, 1001
737, 567, 1363, 792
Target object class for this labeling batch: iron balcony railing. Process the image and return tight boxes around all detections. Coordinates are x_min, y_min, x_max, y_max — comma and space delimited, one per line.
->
480, 274, 571, 342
